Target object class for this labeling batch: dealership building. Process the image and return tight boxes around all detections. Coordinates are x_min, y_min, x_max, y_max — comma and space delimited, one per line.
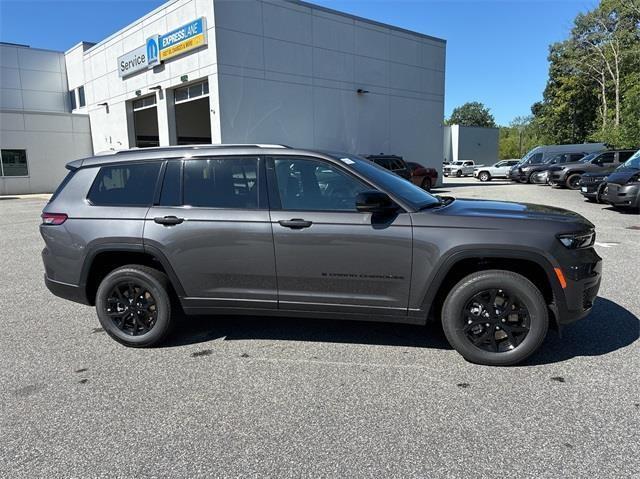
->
0, 0, 446, 195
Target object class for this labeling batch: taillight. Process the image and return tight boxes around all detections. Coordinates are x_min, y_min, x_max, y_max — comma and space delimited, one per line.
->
41, 213, 68, 225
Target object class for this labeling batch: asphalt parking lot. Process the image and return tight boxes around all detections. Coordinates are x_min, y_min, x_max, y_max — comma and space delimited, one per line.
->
1, 180, 638, 478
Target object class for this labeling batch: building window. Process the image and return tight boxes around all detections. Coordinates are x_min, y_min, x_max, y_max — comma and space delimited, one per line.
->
174, 80, 208, 104
78, 86, 86, 107
69, 90, 77, 110
0, 149, 29, 177
132, 95, 157, 111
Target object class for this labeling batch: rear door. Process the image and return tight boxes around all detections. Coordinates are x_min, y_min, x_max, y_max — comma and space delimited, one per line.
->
267, 155, 413, 316
143, 157, 277, 309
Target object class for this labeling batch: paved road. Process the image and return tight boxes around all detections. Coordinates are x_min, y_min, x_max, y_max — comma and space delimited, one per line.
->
1, 180, 638, 478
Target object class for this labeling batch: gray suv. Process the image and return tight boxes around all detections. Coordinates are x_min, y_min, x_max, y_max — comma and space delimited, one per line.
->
41, 145, 602, 366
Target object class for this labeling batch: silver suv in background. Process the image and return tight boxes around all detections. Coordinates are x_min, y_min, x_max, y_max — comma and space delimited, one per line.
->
474, 160, 520, 182
41, 145, 602, 366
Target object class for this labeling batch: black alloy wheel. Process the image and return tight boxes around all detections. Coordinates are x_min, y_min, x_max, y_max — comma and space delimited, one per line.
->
456, 170, 462, 177
95, 265, 173, 347
422, 177, 432, 191
105, 282, 158, 336
566, 173, 582, 190
462, 289, 530, 353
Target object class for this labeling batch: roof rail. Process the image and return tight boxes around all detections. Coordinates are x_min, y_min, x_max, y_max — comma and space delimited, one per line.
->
111, 144, 290, 155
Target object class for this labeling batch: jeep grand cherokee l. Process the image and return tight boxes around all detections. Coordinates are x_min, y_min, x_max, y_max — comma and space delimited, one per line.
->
41, 145, 602, 366
548, 150, 636, 189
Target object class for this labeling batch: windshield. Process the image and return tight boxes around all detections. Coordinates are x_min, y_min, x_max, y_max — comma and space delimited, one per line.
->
621, 149, 640, 169
453, 161, 464, 165
579, 153, 598, 163
337, 154, 441, 210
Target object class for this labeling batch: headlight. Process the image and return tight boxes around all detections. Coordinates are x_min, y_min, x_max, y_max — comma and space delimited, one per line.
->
557, 230, 595, 249
629, 174, 640, 183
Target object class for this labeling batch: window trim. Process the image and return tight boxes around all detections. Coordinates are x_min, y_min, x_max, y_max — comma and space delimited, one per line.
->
0, 149, 29, 178
85, 160, 163, 207
266, 155, 375, 213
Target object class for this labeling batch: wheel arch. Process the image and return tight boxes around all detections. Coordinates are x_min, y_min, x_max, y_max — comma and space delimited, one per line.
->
80, 244, 186, 305
420, 247, 563, 330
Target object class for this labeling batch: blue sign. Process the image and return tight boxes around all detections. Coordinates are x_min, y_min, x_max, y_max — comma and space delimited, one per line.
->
146, 35, 160, 68
159, 18, 207, 60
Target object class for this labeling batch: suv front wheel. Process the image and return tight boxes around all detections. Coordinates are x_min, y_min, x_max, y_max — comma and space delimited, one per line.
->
441, 270, 548, 366
566, 173, 582, 190
95, 265, 173, 347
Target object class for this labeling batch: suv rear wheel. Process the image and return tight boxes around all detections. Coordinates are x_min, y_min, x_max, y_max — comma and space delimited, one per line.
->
566, 173, 582, 190
95, 265, 173, 347
421, 177, 432, 191
441, 270, 548, 366
478, 171, 491, 182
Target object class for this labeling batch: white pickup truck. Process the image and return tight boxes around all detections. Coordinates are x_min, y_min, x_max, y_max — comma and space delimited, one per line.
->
443, 160, 476, 177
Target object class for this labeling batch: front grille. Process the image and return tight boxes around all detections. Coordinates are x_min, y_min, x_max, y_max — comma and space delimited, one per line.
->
581, 176, 602, 185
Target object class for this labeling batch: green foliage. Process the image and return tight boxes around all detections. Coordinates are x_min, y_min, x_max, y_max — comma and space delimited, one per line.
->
447, 102, 497, 128
498, 117, 544, 159
527, 0, 640, 149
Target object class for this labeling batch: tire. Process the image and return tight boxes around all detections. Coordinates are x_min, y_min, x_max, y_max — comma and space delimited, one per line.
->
421, 177, 432, 191
456, 170, 462, 177
95, 265, 173, 347
595, 183, 606, 204
441, 270, 548, 366
478, 171, 491, 182
566, 173, 582, 190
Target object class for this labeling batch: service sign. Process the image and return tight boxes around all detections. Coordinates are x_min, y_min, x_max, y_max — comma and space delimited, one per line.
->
159, 17, 207, 61
118, 44, 148, 78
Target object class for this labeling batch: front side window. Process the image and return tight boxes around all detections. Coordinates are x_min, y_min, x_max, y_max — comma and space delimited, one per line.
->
597, 152, 615, 164
274, 158, 368, 211
88, 162, 161, 206
0, 149, 29, 176
183, 158, 258, 208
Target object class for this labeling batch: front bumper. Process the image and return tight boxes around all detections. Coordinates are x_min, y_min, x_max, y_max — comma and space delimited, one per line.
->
555, 247, 602, 325
548, 171, 567, 186
602, 182, 640, 208
530, 171, 549, 184
579, 180, 604, 199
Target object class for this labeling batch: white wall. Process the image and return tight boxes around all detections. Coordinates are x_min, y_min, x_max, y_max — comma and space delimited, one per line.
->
214, 0, 446, 170
0, 44, 69, 112
0, 111, 92, 195
445, 125, 499, 166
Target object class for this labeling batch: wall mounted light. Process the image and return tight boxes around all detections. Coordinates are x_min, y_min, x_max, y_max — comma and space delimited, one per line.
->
356, 88, 370, 95
149, 85, 162, 91
97, 102, 109, 114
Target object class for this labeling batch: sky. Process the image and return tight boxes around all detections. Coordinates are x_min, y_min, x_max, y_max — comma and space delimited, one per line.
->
0, 0, 599, 125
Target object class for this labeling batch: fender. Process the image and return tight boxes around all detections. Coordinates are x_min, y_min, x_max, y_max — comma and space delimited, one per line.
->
413, 245, 566, 320
79, 242, 187, 301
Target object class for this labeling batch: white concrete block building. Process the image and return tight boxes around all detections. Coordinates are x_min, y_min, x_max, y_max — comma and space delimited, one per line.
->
443, 125, 499, 166
1, 0, 446, 194
0, 43, 92, 195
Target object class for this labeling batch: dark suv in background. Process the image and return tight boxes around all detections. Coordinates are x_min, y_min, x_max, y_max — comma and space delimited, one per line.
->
514, 152, 587, 184
548, 150, 636, 189
601, 150, 640, 210
41, 145, 601, 366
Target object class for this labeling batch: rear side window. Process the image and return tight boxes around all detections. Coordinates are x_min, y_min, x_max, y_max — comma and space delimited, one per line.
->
183, 158, 258, 208
159, 160, 182, 206
618, 151, 634, 162
88, 162, 161, 206
49, 170, 76, 203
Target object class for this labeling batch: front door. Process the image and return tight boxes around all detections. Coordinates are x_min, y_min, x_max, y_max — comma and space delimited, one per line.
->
267, 156, 413, 316
144, 157, 277, 309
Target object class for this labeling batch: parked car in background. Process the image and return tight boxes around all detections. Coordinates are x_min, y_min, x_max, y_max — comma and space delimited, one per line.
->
444, 160, 476, 177
512, 152, 587, 183
407, 162, 438, 191
548, 149, 636, 190
364, 154, 411, 180
507, 143, 605, 181
578, 163, 624, 203
601, 150, 640, 210
474, 160, 520, 182
41, 144, 602, 366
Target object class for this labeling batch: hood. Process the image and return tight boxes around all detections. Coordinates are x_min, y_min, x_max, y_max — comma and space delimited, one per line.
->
434, 198, 593, 227
522, 163, 552, 173
581, 164, 620, 177
606, 167, 640, 185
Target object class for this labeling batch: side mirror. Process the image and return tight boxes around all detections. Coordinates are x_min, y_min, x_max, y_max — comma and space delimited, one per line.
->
356, 191, 396, 213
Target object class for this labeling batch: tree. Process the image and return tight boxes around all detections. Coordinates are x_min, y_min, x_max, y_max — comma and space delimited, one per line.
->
447, 102, 497, 128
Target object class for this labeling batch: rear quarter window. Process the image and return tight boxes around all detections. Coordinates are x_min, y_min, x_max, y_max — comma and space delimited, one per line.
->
87, 162, 162, 206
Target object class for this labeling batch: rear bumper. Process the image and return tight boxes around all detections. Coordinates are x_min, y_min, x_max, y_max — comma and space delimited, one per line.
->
602, 183, 640, 208
44, 274, 90, 305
